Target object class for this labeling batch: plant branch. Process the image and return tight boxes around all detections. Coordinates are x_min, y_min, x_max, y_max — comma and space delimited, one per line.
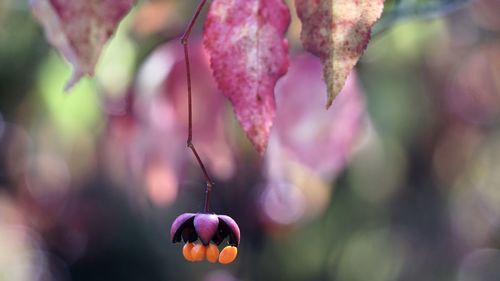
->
181, 0, 214, 213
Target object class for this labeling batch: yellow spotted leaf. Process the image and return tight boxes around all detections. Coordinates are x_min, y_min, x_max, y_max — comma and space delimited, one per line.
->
295, 0, 385, 108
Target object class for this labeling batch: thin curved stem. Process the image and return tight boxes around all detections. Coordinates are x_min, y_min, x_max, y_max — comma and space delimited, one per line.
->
181, 0, 213, 213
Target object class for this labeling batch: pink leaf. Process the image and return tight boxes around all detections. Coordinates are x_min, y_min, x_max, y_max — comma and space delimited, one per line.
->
30, 0, 134, 90
271, 54, 365, 181
295, 0, 384, 108
261, 54, 366, 225
203, 0, 290, 154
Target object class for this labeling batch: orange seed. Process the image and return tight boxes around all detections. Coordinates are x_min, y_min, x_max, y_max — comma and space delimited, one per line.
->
182, 242, 195, 262
218, 246, 238, 264
206, 243, 220, 263
191, 243, 206, 261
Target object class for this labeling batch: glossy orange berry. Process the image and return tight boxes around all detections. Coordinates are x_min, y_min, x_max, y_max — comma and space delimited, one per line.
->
206, 243, 220, 263
182, 242, 195, 262
218, 246, 237, 264
191, 243, 206, 261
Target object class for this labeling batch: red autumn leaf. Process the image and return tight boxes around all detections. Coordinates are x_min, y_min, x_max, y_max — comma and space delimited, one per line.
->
30, 0, 134, 90
203, 0, 291, 154
295, 0, 384, 108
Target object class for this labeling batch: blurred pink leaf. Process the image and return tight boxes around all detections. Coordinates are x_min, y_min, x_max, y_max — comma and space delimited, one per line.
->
132, 38, 235, 201
272, 54, 365, 179
295, 0, 384, 108
204, 0, 290, 154
446, 42, 500, 124
30, 0, 134, 90
261, 54, 365, 224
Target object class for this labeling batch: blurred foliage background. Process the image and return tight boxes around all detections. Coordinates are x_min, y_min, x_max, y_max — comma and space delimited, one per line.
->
1, 0, 500, 280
